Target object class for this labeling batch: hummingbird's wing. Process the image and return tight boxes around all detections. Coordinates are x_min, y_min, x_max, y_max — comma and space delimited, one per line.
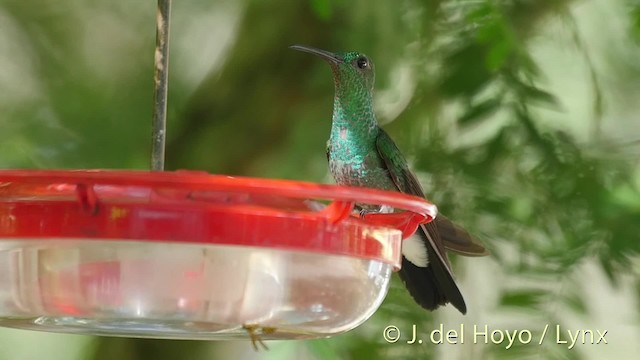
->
376, 129, 467, 313
374, 131, 488, 256
435, 216, 489, 256
375, 129, 453, 264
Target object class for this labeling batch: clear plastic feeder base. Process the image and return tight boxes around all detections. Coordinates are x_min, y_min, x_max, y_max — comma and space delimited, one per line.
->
0, 170, 436, 340
0, 240, 391, 339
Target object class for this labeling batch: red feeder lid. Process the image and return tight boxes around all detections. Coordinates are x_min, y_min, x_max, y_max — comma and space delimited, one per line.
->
0, 170, 437, 269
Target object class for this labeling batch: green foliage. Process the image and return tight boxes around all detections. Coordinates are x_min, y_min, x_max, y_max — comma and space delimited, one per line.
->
632, 1, 640, 42
0, 0, 639, 359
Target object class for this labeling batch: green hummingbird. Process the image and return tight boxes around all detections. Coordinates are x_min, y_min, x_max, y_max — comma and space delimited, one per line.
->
291, 45, 488, 314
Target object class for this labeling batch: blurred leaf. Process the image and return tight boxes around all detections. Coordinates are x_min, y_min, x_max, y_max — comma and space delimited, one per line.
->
632, 3, 640, 42
499, 289, 548, 308
519, 84, 560, 108
306, 339, 338, 360
458, 98, 502, 126
486, 38, 513, 71
562, 288, 588, 315
439, 43, 494, 97
310, 0, 332, 20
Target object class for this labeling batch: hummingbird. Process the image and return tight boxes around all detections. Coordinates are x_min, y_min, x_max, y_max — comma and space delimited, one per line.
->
291, 45, 488, 314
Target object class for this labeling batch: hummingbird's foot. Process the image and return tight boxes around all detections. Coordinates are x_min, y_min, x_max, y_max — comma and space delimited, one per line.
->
242, 324, 277, 351
358, 208, 370, 218
356, 204, 394, 218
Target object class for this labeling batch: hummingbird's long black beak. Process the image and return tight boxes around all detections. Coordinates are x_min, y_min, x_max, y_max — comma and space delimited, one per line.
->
289, 45, 343, 64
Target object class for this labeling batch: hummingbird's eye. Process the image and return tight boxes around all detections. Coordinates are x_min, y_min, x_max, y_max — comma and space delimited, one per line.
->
356, 56, 369, 69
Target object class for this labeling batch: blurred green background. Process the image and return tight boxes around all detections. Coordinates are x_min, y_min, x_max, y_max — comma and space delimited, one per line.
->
1, 0, 639, 359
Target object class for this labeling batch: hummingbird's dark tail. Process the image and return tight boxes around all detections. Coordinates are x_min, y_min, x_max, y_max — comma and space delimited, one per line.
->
397, 224, 467, 314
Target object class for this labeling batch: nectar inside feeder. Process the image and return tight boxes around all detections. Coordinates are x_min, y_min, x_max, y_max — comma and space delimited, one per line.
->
0, 169, 436, 340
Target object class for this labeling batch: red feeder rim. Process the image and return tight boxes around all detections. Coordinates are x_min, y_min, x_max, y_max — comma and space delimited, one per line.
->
0, 170, 437, 269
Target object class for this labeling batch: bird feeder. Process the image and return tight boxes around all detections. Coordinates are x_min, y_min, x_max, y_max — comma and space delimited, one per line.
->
0, 170, 436, 340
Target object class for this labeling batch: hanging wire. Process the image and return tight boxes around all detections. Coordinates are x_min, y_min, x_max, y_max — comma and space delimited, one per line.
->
151, 0, 172, 171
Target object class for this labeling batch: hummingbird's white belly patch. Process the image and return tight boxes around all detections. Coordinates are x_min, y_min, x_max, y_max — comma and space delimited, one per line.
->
402, 233, 429, 267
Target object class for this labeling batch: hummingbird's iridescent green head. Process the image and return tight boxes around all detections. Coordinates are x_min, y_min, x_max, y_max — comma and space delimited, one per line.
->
291, 44, 378, 132
290, 45, 375, 95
